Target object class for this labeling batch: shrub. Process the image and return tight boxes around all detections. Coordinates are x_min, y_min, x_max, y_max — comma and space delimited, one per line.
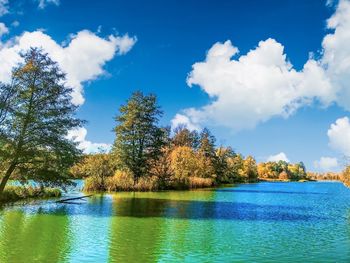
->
83, 176, 105, 192
134, 176, 159, 191
105, 170, 134, 191
188, 177, 214, 189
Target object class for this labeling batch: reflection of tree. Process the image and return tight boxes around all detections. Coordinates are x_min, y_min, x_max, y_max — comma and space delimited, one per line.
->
0, 208, 71, 263
108, 195, 167, 263
158, 191, 216, 261
107, 190, 217, 262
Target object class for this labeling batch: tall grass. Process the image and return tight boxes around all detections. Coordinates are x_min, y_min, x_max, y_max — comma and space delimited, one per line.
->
188, 177, 214, 189
83, 170, 215, 192
0, 186, 61, 203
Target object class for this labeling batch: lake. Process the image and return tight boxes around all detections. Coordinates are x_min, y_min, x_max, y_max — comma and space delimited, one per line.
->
1, 182, 350, 262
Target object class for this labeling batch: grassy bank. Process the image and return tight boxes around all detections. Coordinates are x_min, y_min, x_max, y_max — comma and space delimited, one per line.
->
0, 186, 61, 203
83, 171, 216, 192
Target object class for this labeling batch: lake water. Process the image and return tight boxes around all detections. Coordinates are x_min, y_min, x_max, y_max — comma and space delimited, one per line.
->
1, 182, 350, 262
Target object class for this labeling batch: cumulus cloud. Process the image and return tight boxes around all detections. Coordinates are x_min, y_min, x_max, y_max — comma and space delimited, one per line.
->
314, 156, 338, 171
0, 22, 8, 37
267, 152, 290, 162
327, 117, 350, 156
0, 30, 137, 105
67, 127, 112, 154
172, 0, 350, 132
0, 0, 8, 16
171, 113, 201, 131
37, 0, 60, 9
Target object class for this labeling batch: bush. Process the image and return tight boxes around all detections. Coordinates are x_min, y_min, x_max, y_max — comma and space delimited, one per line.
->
188, 177, 214, 189
106, 171, 159, 192
83, 176, 105, 192
105, 170, 134, 191
0, 186, 61, 203
134, 176, 159, 191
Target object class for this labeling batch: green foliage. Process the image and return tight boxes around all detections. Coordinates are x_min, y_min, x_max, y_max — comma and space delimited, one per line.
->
0, 185, 61, 203
172, 125, 199, 149
74, 92, 310, 192
112, 91, 166, 182
0, 48, 83, 196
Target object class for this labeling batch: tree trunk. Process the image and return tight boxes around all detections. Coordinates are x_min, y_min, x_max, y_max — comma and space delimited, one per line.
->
0, 162, 17, 197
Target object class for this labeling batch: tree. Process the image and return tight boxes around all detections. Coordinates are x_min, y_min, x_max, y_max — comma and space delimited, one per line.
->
240, 156, 258, 182
215, 146, 236, 183
172, 125, 199, 149
0, 48, 83, 196
112, 91, 166, 184
170, 146, 197, 186
196, 128, 218, 178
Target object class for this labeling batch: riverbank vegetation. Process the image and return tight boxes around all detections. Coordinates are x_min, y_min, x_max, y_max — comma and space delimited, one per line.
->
0, 49, 325, 200
307, 172, 341, 181
0, 185, 61, 203
70, 92, 308, 192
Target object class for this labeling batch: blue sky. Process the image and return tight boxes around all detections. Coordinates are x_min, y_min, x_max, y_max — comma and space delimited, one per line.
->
1, 0, 350, 172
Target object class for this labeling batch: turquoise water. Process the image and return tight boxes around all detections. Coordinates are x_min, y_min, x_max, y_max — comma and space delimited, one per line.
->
1, 182, 350, 262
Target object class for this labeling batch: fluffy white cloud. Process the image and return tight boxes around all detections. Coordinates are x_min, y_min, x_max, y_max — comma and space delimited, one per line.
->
67, 127, 111, 154
0, 22, 8, 37
314, 157, 338, 171
171, 113, 201, 131
327, 117, 350, 156
0, 0, 8, 16
321, 0, 350, 111
0, 30, 136, 105
267, 152, 289, 162
37, 0, 60, 9
172, 0, 350, 132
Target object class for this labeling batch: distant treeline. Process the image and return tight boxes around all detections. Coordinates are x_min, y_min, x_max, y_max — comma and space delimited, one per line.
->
70, 92, 308, 192
306, 172, 341, 181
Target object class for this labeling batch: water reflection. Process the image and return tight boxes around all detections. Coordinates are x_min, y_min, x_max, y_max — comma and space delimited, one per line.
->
109, 197, 322, 222
0, 182, 349, 262
0, 208, 71, 263
108, 198, 165, 262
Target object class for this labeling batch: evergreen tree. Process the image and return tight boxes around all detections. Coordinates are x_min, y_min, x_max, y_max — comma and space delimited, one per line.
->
112, 91, 165, 183
0, 48, 83, 196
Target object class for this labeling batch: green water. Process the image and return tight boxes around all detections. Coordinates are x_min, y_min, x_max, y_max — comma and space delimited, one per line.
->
1, 182, 350, 262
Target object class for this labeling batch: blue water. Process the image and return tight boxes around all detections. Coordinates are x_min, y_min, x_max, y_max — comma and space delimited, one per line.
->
1, 182, 350, 262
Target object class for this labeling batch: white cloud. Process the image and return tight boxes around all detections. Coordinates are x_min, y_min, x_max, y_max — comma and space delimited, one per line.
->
267, 152, 290, 162
0, 30, 136, 105
171, 113, 201, 131
37, 0, 60, 9
67, 127, 111, 154
314, 156, 338, 171
172, 0, 350, 132
321, 0, 350, 111
0, 22, 8, 37
0, 0, 8, 16
327, 117, 350, 156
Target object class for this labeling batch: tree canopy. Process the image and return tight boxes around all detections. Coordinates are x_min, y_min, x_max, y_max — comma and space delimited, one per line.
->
0, 48, 83, 195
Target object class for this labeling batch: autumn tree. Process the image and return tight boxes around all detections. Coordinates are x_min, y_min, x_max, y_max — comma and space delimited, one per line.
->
215, 146, 236, 183
170, 146, 197, 187
240, 156, 258, 182
0, 48, 82, 196
70, 153, 116, 188
172, 125, 199, 149
112, 91, 166, 184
